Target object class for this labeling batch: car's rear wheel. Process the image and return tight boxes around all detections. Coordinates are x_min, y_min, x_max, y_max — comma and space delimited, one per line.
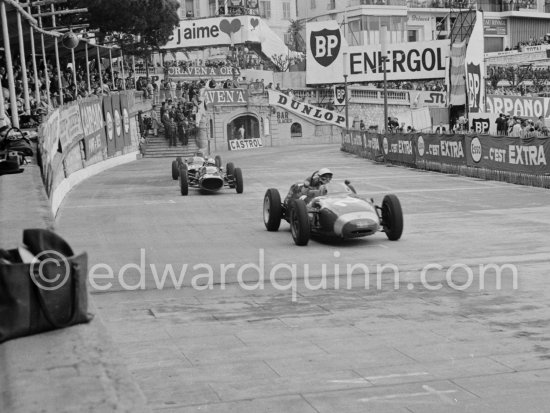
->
263, 188, 282, 231
234, 167, 244, 194
289, 199, 310, 246
226, 162, 235, 177
382, 194, 403, 241
215, 155, 222, 168
179, 167, 189, 196
171, 160, 179, 180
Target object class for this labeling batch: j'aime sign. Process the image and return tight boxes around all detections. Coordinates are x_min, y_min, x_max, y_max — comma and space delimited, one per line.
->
162, 16, 261, 49
268, 90, 346, 128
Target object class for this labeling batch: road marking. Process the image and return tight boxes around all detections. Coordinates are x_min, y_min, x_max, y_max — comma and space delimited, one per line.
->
330, 372, 429, 384
359, 386, 457, 403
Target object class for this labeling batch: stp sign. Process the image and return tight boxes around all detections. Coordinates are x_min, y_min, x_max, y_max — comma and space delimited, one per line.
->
310, 29, 341, 67
467, 63, 482, 113
334, 85, 346, 105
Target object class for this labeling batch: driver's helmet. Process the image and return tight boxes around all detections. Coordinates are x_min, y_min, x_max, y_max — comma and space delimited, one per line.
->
317, 168, 333, 184
205, 157, 216, 166
195, 151, 204, 158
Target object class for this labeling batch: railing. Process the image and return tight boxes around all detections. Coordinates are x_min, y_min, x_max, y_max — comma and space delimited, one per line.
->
348, 0, 407, 6
406, 0, 473, 8
267, 87, 410, 105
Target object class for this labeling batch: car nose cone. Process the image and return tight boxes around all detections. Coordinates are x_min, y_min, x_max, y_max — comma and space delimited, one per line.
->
201, 176, 224, 191
334, 212, 379, 238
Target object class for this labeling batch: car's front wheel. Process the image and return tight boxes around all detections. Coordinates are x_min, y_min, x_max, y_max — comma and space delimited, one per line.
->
382, 194, 403, 241
215, 155, 222, 168
234, 167, 244, 194
226, 162, 235, 177
289, 199, 310, 246
263, 188, 282, 231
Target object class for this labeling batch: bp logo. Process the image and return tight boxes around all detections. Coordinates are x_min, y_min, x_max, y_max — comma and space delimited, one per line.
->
470, 137, 482, 163
472, 118, 490, 133
310, 29, 341, 67
106, 111, 114, 141
417, 136, 425, 157
467, 62, 482, 113
382, 137, 389, 154
123, 108, 130, 134
114, 109, 122, 137
334, 85, 346, 105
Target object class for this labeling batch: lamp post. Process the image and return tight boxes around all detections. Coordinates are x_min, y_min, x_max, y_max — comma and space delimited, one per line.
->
343, 52, 349, 132
381, 26, 388, 132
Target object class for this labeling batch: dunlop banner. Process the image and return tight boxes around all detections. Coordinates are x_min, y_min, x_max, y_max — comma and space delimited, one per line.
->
466, 135, 550, 174
268, 90, 346, 128
102, 95, 116, 156
79, 98, 106, 161
58, 103, 84, 152
111, 93, 124, 151
119, 92, 131, 147
381, 133, 416, 165
416, 133, 466, 165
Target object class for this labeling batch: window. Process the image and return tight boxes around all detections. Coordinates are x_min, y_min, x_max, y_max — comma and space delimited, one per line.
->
327, 0, 336, 9
284, 33, 292, 46
408, 30, 418, 42
283, 2, 291, 19
291, 123, 302, 138
311, 0, 316, 8
259, 1, 271, 18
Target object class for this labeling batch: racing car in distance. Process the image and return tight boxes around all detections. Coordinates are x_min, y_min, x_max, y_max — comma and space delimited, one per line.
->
263, 180, 403, 246
171, 154, 243, 195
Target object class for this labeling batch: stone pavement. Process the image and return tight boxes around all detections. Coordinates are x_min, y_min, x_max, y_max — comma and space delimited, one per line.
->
0, 156, 150, 412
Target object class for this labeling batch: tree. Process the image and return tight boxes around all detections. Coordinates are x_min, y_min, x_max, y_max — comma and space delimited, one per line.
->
271, 54, 292, 72
68, 0, 180, 56
286, 19, 305, 53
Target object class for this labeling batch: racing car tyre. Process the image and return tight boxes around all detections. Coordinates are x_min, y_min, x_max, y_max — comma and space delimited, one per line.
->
234, 167, 244, 194
215, 155, 222, 168
263, 188, 282, 231
289, 199, 310, 246
179, 167, 189, 196
382, 194, 403, 241
226, 162, 235, 177
172, 160, 179, 180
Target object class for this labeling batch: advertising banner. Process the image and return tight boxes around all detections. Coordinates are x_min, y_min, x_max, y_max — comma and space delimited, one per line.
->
62, 143, 84, 176
229, 138, 263, 150
484, 18, 507, 35
465, 10, 485, 113
119, 92, 131, 147
268, 90, 346, 128
79, 98, 106, 160
469, 112, 499, 135
102, 94, 116, 156
245, 0, 258, 9
410, 91, 446, 108
203, 89, 249, 106
486, 95, 550, 120
41, 109, 60, 165
58, 103, 84, 152
162, 16, 261, 49
306, 19, 449, 84
381, 133, 416, 165
110, 93, 124, 151
466, 135, 550, 173
416, 133, 466, 165
166, 66, 240, 79
333, 85, 346, 106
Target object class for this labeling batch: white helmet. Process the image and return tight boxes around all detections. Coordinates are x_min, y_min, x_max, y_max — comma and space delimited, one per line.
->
318, 168, 333, 184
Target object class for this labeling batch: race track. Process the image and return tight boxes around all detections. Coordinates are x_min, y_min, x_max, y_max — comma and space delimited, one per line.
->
57, 143, 550, 413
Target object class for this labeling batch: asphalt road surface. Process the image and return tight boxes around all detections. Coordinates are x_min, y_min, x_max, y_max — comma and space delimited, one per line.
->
57, 143, 550, 413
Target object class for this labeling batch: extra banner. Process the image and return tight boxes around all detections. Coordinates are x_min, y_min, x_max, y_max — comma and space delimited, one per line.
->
381, 133, 416, 165
466, 135, 550, 174
268, 90, 346, 128
119, 92, 131, 147
102, 94, 116, 156
110, 93, 125, 151
79, 98, 106, 161
416, 133, 466, 165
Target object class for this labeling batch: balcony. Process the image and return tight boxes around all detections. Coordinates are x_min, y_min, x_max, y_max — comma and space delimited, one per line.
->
405, 0, 473, 8
348, 0, 407, 5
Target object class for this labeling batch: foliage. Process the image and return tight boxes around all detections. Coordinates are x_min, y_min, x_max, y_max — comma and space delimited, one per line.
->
67, 0, 180, 55
286, 19, 305, 53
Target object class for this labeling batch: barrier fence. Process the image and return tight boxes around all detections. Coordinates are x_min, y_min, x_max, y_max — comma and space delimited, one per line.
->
342, 130, 550, 188
38, 90, 146, 211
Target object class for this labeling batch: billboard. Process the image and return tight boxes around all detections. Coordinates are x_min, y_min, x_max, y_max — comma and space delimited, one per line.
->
465, 10, 485, 113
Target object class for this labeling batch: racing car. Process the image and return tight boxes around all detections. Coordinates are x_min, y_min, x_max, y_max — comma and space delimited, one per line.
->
263, 180, 403, 246
171, 154, 243, 195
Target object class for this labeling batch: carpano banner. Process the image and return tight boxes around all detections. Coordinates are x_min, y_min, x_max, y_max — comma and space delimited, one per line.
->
486, 95, 550, 120
466, 135, 550, 174
268, 90, 346, 128
229, 138, 263, 150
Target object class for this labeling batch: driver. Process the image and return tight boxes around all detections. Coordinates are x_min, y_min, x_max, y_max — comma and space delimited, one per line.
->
301, 168, 333, 199
205, 157, 217, 166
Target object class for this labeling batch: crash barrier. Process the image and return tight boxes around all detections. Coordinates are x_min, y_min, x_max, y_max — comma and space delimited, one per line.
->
342, 130, 550, 188
38, 90, 152, 215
